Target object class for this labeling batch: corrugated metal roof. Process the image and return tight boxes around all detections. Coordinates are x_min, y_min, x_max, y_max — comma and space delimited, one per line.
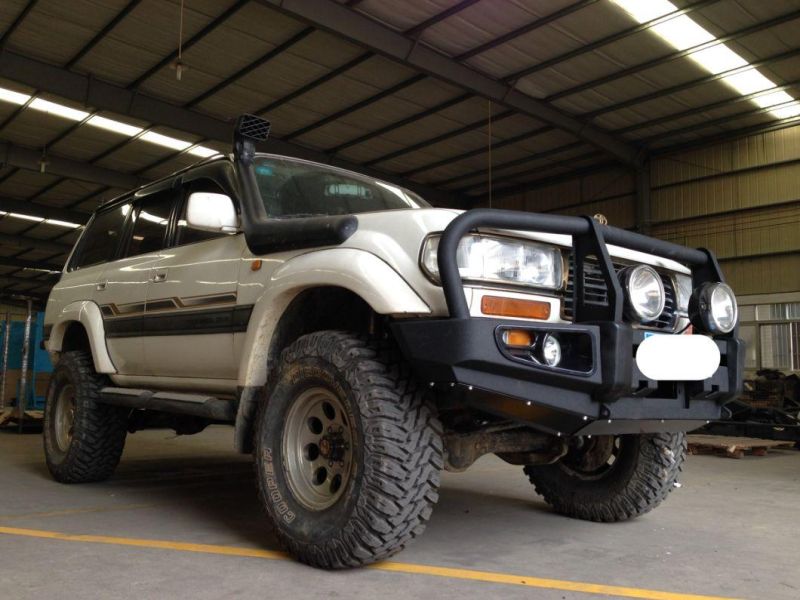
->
0, 0, 797, 297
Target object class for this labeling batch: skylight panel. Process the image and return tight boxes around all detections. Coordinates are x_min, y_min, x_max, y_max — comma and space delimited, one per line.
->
29, 98, 90, 121
140, 131, 192, 151
611, 0, 799, 123
86, 115, 143, 137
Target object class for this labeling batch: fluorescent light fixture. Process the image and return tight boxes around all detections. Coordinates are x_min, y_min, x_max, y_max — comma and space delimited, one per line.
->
23, 267, 62, 275
0, 87, 31, 105
140, 131, 192, 151
86, 115, 143, 137
2, 212, 81, 228
44, 219, 82, 229
29, 98, 89, 121
187, 145, 218, 158
754, 90, 796, 109
0, 85, 222, 162
611, 0, 800, 122
770, 102, 800, 119
8, 212, 44, 223
652, 15, 713, 50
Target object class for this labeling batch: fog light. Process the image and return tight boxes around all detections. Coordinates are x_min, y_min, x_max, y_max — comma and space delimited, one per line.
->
536, 333, 561, 367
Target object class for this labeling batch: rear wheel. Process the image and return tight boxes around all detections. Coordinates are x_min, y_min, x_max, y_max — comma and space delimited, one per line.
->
43, 351, 127, 483
524, 432, 686, 522
254, 331, 443, 569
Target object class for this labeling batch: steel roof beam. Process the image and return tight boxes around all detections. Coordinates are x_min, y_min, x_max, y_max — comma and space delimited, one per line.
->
505, 0, 720, 82
185, 26, 315, 109
0, 0, 37, 48
320, 1, 596, 154
0, 141, 142, 191
128, 0, 249, 90
585, 46, 800, 120
0, 51, 464, 206
258, 0, 640, 166
0, 232, 71, 253
384, 48, 800, 180
546, 8, 800, 102
456, 0, 598, 61
0, 274, 54, 289
0, 256, 62, 271
0, 195, 88, 224
279, 0, 482, 141
368, 110, 517, 169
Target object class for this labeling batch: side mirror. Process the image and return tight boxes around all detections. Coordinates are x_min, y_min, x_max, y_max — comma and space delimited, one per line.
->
186, 192, 239, 233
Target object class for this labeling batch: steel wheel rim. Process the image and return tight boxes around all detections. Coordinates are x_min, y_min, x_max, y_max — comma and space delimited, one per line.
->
281, 386, 354, 511
53, 384, 76, 452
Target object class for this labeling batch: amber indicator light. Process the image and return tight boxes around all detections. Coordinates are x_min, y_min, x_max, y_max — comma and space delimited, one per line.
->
503, 329, 534, 347
481, 296, 551, 320
251, 259, 263, 271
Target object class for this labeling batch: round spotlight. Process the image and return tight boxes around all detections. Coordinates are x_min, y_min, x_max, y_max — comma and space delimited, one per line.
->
621, 265, 665, 323
540, 334, 562, 367
689, 282, 738, 334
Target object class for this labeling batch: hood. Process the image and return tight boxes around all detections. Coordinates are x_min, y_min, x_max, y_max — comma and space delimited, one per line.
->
345, 208, 690, 275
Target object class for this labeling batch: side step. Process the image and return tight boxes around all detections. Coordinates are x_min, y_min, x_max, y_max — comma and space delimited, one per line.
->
99, 387, 236, 421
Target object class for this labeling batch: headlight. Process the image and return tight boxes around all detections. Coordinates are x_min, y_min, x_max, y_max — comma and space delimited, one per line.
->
689, 282, 738, 334
620, 265, 665, 322
421, 234, 562, 289
674, 273, 692, 316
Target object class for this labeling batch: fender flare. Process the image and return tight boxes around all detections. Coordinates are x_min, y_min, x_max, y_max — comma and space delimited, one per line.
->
47, 300, 116, 374
233, 248, 430, 452
238, 248, 429, 387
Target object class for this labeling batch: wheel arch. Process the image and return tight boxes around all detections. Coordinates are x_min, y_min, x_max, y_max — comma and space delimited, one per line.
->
46, 301, 116, 374
234, 249, 431, 453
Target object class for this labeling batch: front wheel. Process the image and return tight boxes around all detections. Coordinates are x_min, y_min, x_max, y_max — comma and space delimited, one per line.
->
254, 331, 443, 569
524, 432, 686, 522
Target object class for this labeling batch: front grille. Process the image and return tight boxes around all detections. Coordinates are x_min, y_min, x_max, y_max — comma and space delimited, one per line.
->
563, 256, 677, 331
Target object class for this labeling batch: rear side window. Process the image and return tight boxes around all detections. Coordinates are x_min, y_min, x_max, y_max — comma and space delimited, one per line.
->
125, 190, 179, 257
73, 203, 130, 269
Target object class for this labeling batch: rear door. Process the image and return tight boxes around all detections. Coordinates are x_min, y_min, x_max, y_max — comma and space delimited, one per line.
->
100, 186, 181, 375
142, 176, 245, 380
65, 203, 135, 371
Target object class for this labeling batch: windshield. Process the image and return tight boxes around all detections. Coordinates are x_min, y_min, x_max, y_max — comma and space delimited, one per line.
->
253, 155, 429, 218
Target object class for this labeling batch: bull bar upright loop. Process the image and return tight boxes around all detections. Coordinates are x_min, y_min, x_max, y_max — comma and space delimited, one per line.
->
437, 209, 718, 321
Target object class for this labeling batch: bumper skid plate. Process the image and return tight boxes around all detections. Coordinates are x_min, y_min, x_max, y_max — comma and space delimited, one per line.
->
392, 317, 743, 437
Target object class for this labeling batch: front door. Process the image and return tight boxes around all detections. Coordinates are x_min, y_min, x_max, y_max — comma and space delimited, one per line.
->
142, 177, 245, 381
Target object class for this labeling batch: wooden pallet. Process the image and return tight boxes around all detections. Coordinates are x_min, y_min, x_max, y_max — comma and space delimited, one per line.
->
687, 434, 795, 459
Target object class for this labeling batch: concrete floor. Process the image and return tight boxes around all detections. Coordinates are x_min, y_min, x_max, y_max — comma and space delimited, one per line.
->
0, 426, 797, 600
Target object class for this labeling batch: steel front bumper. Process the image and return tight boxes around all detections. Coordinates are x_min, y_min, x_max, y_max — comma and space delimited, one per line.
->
392, 318, 744, 436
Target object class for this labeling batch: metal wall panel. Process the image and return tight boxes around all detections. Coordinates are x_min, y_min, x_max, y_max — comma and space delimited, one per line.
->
489, 124, 800, 296
722, 254, 800, 296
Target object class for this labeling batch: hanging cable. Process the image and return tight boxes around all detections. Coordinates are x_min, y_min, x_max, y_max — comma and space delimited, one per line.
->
488, 99, 493, 208
174, 0, 185, 80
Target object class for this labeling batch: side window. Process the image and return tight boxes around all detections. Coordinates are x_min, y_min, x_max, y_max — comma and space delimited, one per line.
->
125, 189, 179, 257
73, 203, 131, 269
176, 179, 231, 246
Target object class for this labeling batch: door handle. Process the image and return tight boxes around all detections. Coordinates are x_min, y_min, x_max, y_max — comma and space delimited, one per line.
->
95, 281, 107, 291
152, 270, 168, 283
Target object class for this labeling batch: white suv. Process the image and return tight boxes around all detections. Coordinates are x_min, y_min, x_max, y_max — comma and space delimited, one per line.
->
43, 115, 743, 569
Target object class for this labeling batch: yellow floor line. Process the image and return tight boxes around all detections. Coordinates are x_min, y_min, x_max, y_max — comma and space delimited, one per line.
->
0, 525, 740, 600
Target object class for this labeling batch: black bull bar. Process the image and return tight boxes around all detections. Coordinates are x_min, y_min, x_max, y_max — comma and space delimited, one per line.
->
391, 209, 744, 436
